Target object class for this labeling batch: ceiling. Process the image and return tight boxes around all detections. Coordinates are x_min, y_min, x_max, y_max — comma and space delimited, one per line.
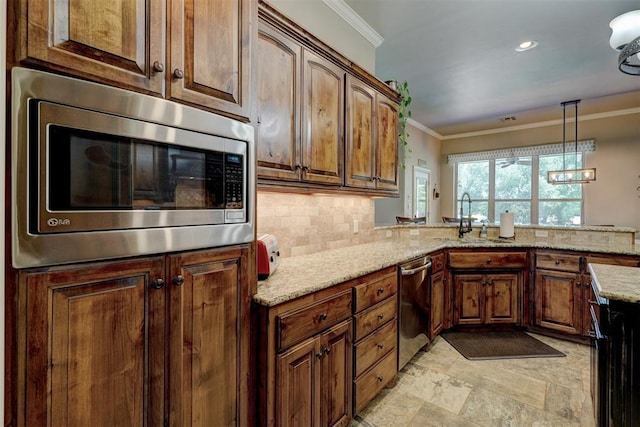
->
344, 0, 640, 137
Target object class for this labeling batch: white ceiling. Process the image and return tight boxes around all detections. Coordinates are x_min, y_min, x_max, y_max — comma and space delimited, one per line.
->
344, 0, 640, 137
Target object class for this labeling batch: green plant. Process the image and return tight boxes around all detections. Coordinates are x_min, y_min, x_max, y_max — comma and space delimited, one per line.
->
396, 80, 412, 165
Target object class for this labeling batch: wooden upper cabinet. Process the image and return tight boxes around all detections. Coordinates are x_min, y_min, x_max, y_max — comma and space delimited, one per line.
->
168, 0, 252, 120
301, 49, 344, 185
345, 76, 376, 189
20, 0, 165, 93
256, 23, 302, 181
375, 95, 399, 190
345, 76, 398, 192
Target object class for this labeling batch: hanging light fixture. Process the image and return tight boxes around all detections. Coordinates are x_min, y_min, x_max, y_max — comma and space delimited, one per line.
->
547, 100, 596, 185
609, 10, 640, 76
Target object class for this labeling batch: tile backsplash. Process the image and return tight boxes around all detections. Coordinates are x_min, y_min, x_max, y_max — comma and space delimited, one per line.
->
257, 191, 376, 258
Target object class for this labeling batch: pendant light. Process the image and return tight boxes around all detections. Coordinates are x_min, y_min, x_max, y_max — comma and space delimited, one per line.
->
609, 10, 640, 76
547, 100, 596, 185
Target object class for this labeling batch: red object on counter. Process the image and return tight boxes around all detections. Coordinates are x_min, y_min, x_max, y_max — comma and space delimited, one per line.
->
257, 234, 280, 280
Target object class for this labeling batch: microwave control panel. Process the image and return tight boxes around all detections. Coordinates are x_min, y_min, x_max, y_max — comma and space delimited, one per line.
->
224, 154, 244, 209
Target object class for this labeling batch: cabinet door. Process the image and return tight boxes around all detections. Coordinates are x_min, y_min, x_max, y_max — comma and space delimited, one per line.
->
301, 49, 344, 185
18, 258, 166, 427
256, 23, 302, 181
320, 320, 352, 427
169, 0, 252, 120
168, 246, 249, 427
21, 0, 164, 93
277, 337, 322, 427
429, 270, 446, 338
454, 274, 485, 325
485, 273, 519, 324
375, 94, 399, 191
345, 76, 376, 189
534, 269, 582, 335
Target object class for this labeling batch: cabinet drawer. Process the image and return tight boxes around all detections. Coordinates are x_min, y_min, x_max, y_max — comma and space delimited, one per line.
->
536, 252, 581, 272
354, 319, 397, 378
353, 297, 396, 342
431, 252, 445, 273
277, 290, 352, 351
353, 271, 397, 313
353, 348, 397, 414
449, 251, 527, 269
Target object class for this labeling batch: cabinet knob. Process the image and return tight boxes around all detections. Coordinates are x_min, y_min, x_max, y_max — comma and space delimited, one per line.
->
302, 165, 309, 171
377, 313, 384, 320
173, 275, 185, 286
323, 347, 331, 355
555, 260, 561, 265
316, 352, 323, 359
486, 258, 492, 263
376, 287, 385, 295
376, 375, 384, 382
377, 343, 384, 350
152, 61, 164, 72
318, 313, 328, 321
576, 282, 581, 287
151, 278, 165, 289
295, 164, 302, 170
173, 68, 185, 79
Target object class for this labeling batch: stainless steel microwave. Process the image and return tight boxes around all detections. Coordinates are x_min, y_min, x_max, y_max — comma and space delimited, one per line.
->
11, 67, 255, 268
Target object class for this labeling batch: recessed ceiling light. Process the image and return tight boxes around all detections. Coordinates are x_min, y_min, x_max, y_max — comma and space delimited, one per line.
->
515, 40, 538, 52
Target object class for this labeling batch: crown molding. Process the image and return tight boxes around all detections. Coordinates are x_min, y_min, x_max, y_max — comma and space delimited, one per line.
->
407, 118, 443, 140
322, 0, 384, 47
439, 107, 640, 140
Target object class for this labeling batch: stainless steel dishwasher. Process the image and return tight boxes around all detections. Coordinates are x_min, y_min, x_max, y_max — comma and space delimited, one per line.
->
398, 255, 432, 370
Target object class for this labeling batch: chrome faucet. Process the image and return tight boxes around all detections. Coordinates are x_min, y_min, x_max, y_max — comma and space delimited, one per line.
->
458, 192, 473, 238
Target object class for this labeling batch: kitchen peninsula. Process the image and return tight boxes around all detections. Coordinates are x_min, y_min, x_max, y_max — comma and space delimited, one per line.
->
589, 263, 640, 426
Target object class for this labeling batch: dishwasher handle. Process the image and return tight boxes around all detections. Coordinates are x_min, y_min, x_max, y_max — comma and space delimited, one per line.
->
400, 261, 432, 276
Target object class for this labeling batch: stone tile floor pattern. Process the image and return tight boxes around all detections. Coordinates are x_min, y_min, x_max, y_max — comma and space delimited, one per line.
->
350, 333, 595, 427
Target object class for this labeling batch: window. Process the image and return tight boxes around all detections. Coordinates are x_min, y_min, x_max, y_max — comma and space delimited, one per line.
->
455, 152, 584, 225
413, 166, 430, 219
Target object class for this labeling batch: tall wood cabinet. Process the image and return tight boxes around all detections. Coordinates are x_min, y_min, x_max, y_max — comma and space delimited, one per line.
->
345, 76, 398, 191
17, 0, 253, 120
15, 245, 252, 427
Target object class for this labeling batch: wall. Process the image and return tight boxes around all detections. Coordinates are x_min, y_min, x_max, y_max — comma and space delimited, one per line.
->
440, 110, 640, 230
266, 0, 376, 72
257, 192, 376, 257
375, 121, 443, 225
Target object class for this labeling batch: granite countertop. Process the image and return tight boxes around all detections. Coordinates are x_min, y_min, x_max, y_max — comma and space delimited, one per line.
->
589, 263, 640, 304
255, 236, 639, 307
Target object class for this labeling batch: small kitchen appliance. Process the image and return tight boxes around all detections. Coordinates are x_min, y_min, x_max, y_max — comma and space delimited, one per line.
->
257, 234, 280, 280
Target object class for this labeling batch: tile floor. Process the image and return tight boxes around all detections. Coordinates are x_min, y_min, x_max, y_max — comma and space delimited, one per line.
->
350, 333, 595, 427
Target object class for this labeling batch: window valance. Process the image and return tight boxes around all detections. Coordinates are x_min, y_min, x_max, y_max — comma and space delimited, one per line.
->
447, 139, 596, 164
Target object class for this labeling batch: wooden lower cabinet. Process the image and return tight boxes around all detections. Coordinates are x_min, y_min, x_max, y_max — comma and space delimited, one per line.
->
534, 269, 583, 335
16, 245, 251, 427
453, 273, 519, 325
276, 320, 352, 427
254, 267, 397, 426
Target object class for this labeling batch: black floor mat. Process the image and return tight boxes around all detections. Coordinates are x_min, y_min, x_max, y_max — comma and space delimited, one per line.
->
441, 331, 566, 360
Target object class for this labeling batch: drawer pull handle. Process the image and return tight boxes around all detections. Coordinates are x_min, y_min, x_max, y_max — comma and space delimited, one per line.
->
151, 278, 165, 289
173, 68, 185, 79
324, 347, 331, 355
486, 258, 492, 263
555, 260, 561, 265
318, 313, 328, 321
377, 287, 385, 295
316, 352, 323, 359
173, 275, 185, 286
576, 282, 581, 287
377, 375, 384, 382
377, 314, 384, 320
377, 343, 384, 350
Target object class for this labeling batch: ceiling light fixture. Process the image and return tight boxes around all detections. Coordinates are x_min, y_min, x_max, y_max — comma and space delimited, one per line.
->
547, 100, 596, 185
609, 10, 640, 75
515, 40, 538, 52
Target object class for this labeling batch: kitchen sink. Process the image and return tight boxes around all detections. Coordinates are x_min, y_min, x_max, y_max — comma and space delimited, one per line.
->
436, 237, 515, 244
